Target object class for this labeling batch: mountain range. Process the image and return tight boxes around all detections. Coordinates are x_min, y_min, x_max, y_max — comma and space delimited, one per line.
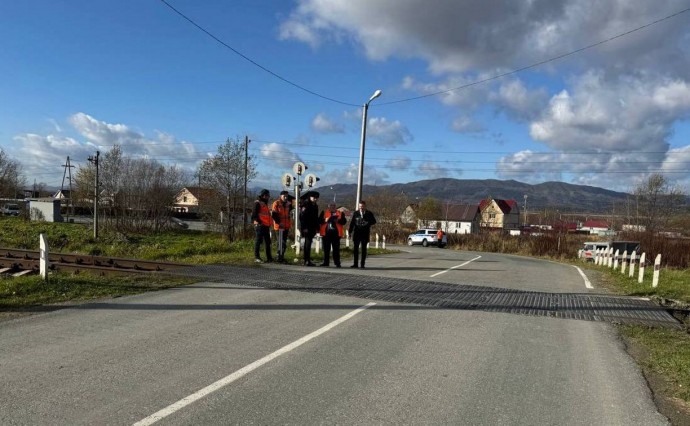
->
310, 179, 633, 214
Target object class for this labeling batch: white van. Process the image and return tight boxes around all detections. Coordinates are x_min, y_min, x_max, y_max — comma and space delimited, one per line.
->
579, 241, 610, 261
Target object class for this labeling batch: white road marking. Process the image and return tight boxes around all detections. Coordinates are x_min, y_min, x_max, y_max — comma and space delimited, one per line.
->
430, 255, 482, 278
133, 302, 377, 426
572, 265, 594, 289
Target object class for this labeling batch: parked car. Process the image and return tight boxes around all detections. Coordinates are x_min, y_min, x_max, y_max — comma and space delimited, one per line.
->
407, 229, 444, 247
1, 203, 20, 216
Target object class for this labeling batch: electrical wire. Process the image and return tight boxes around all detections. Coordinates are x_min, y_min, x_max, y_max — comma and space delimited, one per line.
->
160, 0, 690, 106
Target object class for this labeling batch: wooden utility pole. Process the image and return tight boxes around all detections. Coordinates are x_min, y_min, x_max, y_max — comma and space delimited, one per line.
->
88, 151, 100, 239
243, 136, 250, 230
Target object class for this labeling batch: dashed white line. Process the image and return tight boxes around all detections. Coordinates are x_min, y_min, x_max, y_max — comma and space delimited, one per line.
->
133, 302, 377, 426
572, 265, 594, 289
430, 255, 482, 278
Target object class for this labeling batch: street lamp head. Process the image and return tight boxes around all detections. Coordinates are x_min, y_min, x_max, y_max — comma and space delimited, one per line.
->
369, 89, 382, 103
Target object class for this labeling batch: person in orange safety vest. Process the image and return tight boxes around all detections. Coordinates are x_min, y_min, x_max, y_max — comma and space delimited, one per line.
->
251, 189, 273, 263
318, 202, 347, 267
271, 190, 293, 263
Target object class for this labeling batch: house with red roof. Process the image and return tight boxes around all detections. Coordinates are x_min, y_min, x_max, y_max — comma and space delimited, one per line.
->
580, 219, 611, 235
479, 198, 520, 231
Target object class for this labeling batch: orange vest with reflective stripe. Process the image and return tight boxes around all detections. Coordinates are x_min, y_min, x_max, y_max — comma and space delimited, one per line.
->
272, 199, 292, 231
257, 201, 271, 226
319, 210, 344, 237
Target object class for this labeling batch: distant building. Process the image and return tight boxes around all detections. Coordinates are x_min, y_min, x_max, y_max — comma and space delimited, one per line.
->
438, 204, 481, 234
174, 187, 224, 213
479, 198, 520, 231
580, 219, 610, 235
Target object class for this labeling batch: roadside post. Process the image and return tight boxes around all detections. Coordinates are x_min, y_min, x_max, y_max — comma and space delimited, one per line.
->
629, 251, 637, 278
39, 234, 49, 280
638, 252, 646, 284
621, 250, 628, 274
613, 249, 620, 270
652, 254, 662, 288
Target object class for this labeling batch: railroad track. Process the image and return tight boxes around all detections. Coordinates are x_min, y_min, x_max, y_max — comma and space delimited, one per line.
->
0, 248, 190, 277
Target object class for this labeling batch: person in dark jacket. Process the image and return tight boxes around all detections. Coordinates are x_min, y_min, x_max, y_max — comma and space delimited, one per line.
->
251, 189, 273, 263
348, 200, 376, 268
299, 191, 319, 266
318, 202, 347, 267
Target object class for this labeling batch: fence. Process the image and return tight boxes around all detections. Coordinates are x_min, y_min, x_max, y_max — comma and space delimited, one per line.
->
593, 248, 663, 287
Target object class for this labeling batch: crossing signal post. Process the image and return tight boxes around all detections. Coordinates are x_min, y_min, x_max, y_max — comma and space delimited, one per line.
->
282, 162, 318, 260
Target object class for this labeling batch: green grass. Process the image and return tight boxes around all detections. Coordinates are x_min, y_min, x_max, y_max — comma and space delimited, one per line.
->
576, 259, 690, 412
0, 216, 395, 307
580, 260, 690, 304
1, 273, 195, 308
619, 325, 690, 402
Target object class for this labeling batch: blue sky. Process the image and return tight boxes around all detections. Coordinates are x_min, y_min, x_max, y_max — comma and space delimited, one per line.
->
2, 0, 690, 194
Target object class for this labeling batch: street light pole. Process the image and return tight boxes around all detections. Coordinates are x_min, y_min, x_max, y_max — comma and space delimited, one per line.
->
355, 89, 382, 210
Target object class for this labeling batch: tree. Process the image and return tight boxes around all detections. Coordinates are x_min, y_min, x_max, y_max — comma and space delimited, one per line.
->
0, 148, 25, 198
197, 138, 256, 240
633, 174, 687, 234
365, 190, 410, 237
415, 196, 441, 228
74, 146, 189, 232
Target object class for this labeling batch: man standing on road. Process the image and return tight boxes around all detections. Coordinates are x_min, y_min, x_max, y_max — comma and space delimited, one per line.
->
348, 200, 376, 269
299, 191, 319, 266
252, 189, 273, 263
271, 190, 293, 263
319, 202, 347, 268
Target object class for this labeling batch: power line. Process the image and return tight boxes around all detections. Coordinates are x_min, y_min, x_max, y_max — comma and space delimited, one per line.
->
379, 7, 690, 106
159, 0, 358, 107
159, 1, 690, 106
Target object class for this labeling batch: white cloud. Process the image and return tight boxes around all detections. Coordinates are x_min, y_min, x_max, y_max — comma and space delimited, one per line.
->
280, 0, 690, 76
311, 113, 344, 134
386, 156, 411, 171
69, 112, 141, 147
367, 117, 412, 147
281, 1, 690, 191
10, 113, 206, 186
320, 161, 390, 186
259, 143, 303, 170
12, 133, 93, 175
417, 161, 454, 179
451, 116, 485, 133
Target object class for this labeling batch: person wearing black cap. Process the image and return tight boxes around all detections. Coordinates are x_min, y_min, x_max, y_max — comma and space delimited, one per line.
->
298, 191, 319, 266
251, 189, 273, 263
271, 190, 293, 263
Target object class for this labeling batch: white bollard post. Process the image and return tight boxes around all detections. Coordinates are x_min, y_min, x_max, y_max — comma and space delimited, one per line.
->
40, 233, 49, 280
629, 251, 637, 278
382, 235, 386, 250
295, 230, 301, 257
621, 250, 628, 275
652, 254, 662, 288
595, 248, 601, 265
345, 230, 350, 248
613, 249, 620, 270
638, 252, 646, 284
606, 248, 612, 268
375, 233, 380, 249
315, 235, 321, 254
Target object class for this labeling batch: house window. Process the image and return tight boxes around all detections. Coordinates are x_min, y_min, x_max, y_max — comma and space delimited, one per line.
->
183, 196, 188, 203
489, 213, 496, 219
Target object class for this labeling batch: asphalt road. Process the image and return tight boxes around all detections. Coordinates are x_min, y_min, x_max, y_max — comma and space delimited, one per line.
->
0, 247, 670, 425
